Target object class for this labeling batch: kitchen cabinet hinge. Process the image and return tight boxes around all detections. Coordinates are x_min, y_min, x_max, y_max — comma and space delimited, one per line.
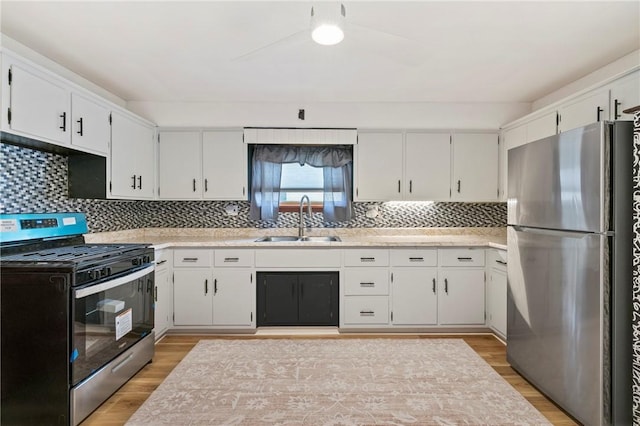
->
250, 273, 253, 283
251, 312, 253, 322
391, 311, 393, 322
158, 187, 161, 196
157, 133, 160, 143
391, 273, 394, 283
7, 108, 11, 125
8, 68, 12, 85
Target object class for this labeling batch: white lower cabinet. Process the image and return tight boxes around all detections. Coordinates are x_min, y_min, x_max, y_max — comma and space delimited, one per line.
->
173, 249, 255, 329
486, 249, 507, 338
390, 249, 438, 326
437, 248, 486, 325
173, 268, 213, 326
153, 248, 172, 338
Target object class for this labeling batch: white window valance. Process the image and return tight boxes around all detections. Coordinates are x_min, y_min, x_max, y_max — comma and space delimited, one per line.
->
243, 128, 357, 145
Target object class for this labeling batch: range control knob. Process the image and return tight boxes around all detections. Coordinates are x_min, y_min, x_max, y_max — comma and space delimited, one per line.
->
142, 255, 151, 264
101, 267, 111, 277
132, 257, 141, 266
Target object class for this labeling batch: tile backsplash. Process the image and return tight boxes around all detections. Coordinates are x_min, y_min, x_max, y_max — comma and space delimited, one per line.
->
0, 143, 506, 233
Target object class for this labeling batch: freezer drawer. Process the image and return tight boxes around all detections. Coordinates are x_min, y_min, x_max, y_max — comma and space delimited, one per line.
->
506, 226, 607, 426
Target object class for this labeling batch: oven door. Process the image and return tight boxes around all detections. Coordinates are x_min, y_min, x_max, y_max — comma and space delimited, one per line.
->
71, 265, 154, 386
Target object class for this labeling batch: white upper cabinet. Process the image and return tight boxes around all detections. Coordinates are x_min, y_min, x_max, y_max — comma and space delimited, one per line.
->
157, 129, 247, 200
451, 133, 499, 202
6, 63, 70, 146
609, 71, 639, 121
70, 92, 110, 155
202, 130, 247, 200
110, 111, 155, 199
355, 131, 404, 201
557, 89, 609, 133
525, 112, 557, 143
404, 132, 451, 201
158, 131, 202, 199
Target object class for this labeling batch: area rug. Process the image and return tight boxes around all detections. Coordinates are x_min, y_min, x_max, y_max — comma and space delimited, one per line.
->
126, 339, 551, 425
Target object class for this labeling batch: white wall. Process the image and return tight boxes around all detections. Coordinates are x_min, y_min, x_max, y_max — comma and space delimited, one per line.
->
126, 101, 531, 130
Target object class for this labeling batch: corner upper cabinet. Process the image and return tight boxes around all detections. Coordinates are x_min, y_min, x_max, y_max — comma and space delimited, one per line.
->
355, 131, 403, 201
451, 133, 499, 201
3, 61, 71, 147
404, 132, 451, 201
158, 131, 202, 199
110, 111, 155, 199
202, 130, 247, 200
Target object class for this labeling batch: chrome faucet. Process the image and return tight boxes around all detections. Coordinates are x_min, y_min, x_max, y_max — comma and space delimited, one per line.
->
298, 195, 312, 238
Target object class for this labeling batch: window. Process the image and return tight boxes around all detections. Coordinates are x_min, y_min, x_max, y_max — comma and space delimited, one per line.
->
279, 163, 324, 204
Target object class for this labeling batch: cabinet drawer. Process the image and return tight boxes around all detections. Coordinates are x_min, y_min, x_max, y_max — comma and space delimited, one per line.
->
344, 269, 389, 295
438, 248, 485, 267
344, 296, 389, 324
154, 248, 171, 269
487, 249, 507, 272
343, 249, 389, 267
173, 249, 212, 267
390, 249, 437, 267
214, 249, 254, 267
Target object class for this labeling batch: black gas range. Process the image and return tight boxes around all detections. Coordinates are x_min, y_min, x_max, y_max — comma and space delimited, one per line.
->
1, 213, 155, 425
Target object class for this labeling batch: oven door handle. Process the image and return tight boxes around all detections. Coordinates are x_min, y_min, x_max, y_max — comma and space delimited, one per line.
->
75, 265, 155, 299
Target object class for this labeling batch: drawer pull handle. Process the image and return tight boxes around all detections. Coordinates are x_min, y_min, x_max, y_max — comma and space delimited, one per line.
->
360, 282, 375, 287
182, 257, 199, 262
156, 260, 167, 265
360, 257, 375, 262
224, 257, 239, 262
495, 260, 507, 265
457, 257, 473, 261
360, 310, 375, 316
409, 257, 424, 262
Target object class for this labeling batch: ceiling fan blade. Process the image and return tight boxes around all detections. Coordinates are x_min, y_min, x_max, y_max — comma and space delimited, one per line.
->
232, 29, 309, 62
347, 22, 427, 67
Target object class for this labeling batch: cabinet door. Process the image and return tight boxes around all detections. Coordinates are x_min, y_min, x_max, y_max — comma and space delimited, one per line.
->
154, 264, 171, 337
212, 270, 254, 326
202, 131, 247, 200
158, 131, 202, 199
438, 269, 485, 325
9, 64, 70, 146
405, 133, 450, 201
257, 273, 298, 326
488, 268, 507, 337
391, 268, 437, 325
298, 273, 338, 325
526, 112, 557, 143
70, 93, 110, 155
610, 71, 640, 121
451, 133, 499, 201
502, 126, 527, 201
173, 269, 212, 325
356, 132, 403, 200
110, 111, 155, 199
558, 89, 609, 133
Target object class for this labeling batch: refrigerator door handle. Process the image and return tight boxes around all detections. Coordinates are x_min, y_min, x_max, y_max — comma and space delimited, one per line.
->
511, 226, 593, 239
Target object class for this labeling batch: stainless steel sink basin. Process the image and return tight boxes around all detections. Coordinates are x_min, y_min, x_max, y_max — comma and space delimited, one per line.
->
255, 236, 300, 242
254, 236, 341, 242
298, 236, 341, 242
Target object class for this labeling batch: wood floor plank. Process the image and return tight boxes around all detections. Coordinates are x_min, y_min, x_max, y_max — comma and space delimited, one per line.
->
80, 333, 578, 425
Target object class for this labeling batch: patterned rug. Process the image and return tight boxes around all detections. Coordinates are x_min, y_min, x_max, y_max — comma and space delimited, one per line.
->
126, 339, 551, 425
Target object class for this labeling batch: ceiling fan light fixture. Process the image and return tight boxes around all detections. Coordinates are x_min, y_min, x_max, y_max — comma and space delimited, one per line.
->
310, 3, 346, 46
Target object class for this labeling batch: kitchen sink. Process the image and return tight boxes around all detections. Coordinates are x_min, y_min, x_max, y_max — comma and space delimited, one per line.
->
254, 236, 341, 242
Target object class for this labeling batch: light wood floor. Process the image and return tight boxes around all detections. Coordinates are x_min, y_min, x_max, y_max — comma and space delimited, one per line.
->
81, 333, 578, 425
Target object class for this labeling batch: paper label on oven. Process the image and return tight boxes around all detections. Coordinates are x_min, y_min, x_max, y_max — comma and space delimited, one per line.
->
0, 219, 18, 232
62, 216, 77, 226
115, 308, 133, 341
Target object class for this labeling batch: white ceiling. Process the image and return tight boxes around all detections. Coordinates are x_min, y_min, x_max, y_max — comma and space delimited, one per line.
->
1, 1, 638, 104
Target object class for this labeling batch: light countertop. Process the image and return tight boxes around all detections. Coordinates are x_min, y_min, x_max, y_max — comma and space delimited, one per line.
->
85, 227, 507, 251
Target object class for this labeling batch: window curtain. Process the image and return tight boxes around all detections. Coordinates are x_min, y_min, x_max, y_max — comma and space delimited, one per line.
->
249, 145, 353, 222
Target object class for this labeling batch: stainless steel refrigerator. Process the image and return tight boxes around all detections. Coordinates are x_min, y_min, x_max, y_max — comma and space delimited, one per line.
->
506, 121, 632, 426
